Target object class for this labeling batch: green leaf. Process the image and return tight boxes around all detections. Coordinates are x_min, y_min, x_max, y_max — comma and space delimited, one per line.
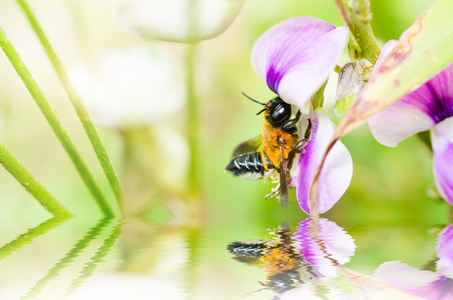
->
336, 0, 453, 136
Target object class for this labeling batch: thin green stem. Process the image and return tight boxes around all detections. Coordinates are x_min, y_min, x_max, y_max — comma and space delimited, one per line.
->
0, 144, 72, 217
186, 44, 201, 199
0, 26, 114, 217
16, 0, 122, 205
334, 0, 381, 64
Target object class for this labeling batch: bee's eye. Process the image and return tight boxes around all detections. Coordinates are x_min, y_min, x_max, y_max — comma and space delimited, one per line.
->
269, 103, 291, 125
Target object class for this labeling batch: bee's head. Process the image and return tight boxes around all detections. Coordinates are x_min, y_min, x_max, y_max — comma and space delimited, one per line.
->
260, 97, 292, 127
241, 93, 292, 127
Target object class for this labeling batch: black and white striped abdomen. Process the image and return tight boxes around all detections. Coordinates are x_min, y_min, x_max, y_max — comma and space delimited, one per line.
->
225, 152, 274, 179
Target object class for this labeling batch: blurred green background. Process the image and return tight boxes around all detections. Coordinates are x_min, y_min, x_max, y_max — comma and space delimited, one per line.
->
0, 0, 449, 297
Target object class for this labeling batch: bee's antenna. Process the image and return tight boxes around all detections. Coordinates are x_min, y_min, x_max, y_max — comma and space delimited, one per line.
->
241, 92, 266, 106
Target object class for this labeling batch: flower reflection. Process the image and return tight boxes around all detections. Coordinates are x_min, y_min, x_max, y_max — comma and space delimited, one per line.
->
294, 218, 355, 278
374, 224, 453, 300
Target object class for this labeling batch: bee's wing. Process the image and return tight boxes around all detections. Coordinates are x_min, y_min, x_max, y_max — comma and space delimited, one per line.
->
279, 141, 289, 209
232, 135, 262, 157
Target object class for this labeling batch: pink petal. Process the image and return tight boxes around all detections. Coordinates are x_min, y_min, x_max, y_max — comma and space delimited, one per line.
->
431, 117, 453, 206
296, 108, 353, 214
251, 17, 348, 110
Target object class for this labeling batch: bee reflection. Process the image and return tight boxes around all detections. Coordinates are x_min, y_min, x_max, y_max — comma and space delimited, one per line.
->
227, 225, 317, 294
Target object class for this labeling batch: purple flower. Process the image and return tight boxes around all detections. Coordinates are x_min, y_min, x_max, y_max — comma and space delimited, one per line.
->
251, 17, 349, 110
369, 40, 453, 205
373, 224, 453, 300
296, 109, 353, 214
251, 17, 352, 214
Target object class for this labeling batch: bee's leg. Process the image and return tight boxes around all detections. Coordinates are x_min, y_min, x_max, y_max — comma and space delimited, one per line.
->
282, 110, 301, 131
294, 139, 308, 153
294, 118, 312, 153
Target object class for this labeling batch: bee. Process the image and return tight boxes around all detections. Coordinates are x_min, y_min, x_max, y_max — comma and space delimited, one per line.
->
225, 93, 312, 208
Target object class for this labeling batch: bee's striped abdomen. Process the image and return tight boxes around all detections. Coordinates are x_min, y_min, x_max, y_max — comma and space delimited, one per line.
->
225, 152, 274, 179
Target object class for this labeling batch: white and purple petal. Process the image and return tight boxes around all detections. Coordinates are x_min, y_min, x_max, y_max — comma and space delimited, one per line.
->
251, 17, 348, 110
369, 40, 453, 147
431, 118, 453, 206
437, 224, 453, 278
374, 261, 453, 300
296, 108, 353, 214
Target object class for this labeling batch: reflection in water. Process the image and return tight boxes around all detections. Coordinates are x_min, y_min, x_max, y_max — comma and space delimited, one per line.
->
227, 223, 316, 294
64, 222, 122, 297
3, 215, 453, 299
227, 218, 355, 297
21, 217, 120, 300
0, 217, 70, 261
374, 223, 453, 300
228, 218, 453, 299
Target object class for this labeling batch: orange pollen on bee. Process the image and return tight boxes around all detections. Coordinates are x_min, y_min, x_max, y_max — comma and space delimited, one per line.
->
261, 119, 298, 168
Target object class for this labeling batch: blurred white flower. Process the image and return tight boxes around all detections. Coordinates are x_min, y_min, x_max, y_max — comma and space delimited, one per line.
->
117, 0, 244, 43
72, 47, 184, 129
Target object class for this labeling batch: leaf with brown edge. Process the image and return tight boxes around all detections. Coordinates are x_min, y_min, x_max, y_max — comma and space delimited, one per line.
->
308, 0, 453, 218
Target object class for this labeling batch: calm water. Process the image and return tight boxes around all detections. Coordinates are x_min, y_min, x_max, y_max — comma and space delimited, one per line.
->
0, 212, 451, 299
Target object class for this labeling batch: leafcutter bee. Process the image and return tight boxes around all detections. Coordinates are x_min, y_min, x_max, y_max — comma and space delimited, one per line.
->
225, 93, 312, 208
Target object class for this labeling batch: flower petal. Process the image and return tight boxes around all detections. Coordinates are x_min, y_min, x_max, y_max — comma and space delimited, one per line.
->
296, 108, 353, 214
369, 41, 453, 147
431, 117, 453, 206
251, 17, 348, 110
294, 218, 355, 278
374, 261, 453, 299
437, 224, 453, 278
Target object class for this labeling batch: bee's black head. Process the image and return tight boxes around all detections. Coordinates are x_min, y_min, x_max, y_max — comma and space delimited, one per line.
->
241, 93, 292, 127
263, 97, 292, 127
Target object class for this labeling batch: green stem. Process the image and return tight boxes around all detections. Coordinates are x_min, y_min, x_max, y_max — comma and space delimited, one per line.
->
0, 26, 114, 217
0, 144, 72, 217
334, 0, 381, 64
16, 0, 122, 205
186, 44, 201, 199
